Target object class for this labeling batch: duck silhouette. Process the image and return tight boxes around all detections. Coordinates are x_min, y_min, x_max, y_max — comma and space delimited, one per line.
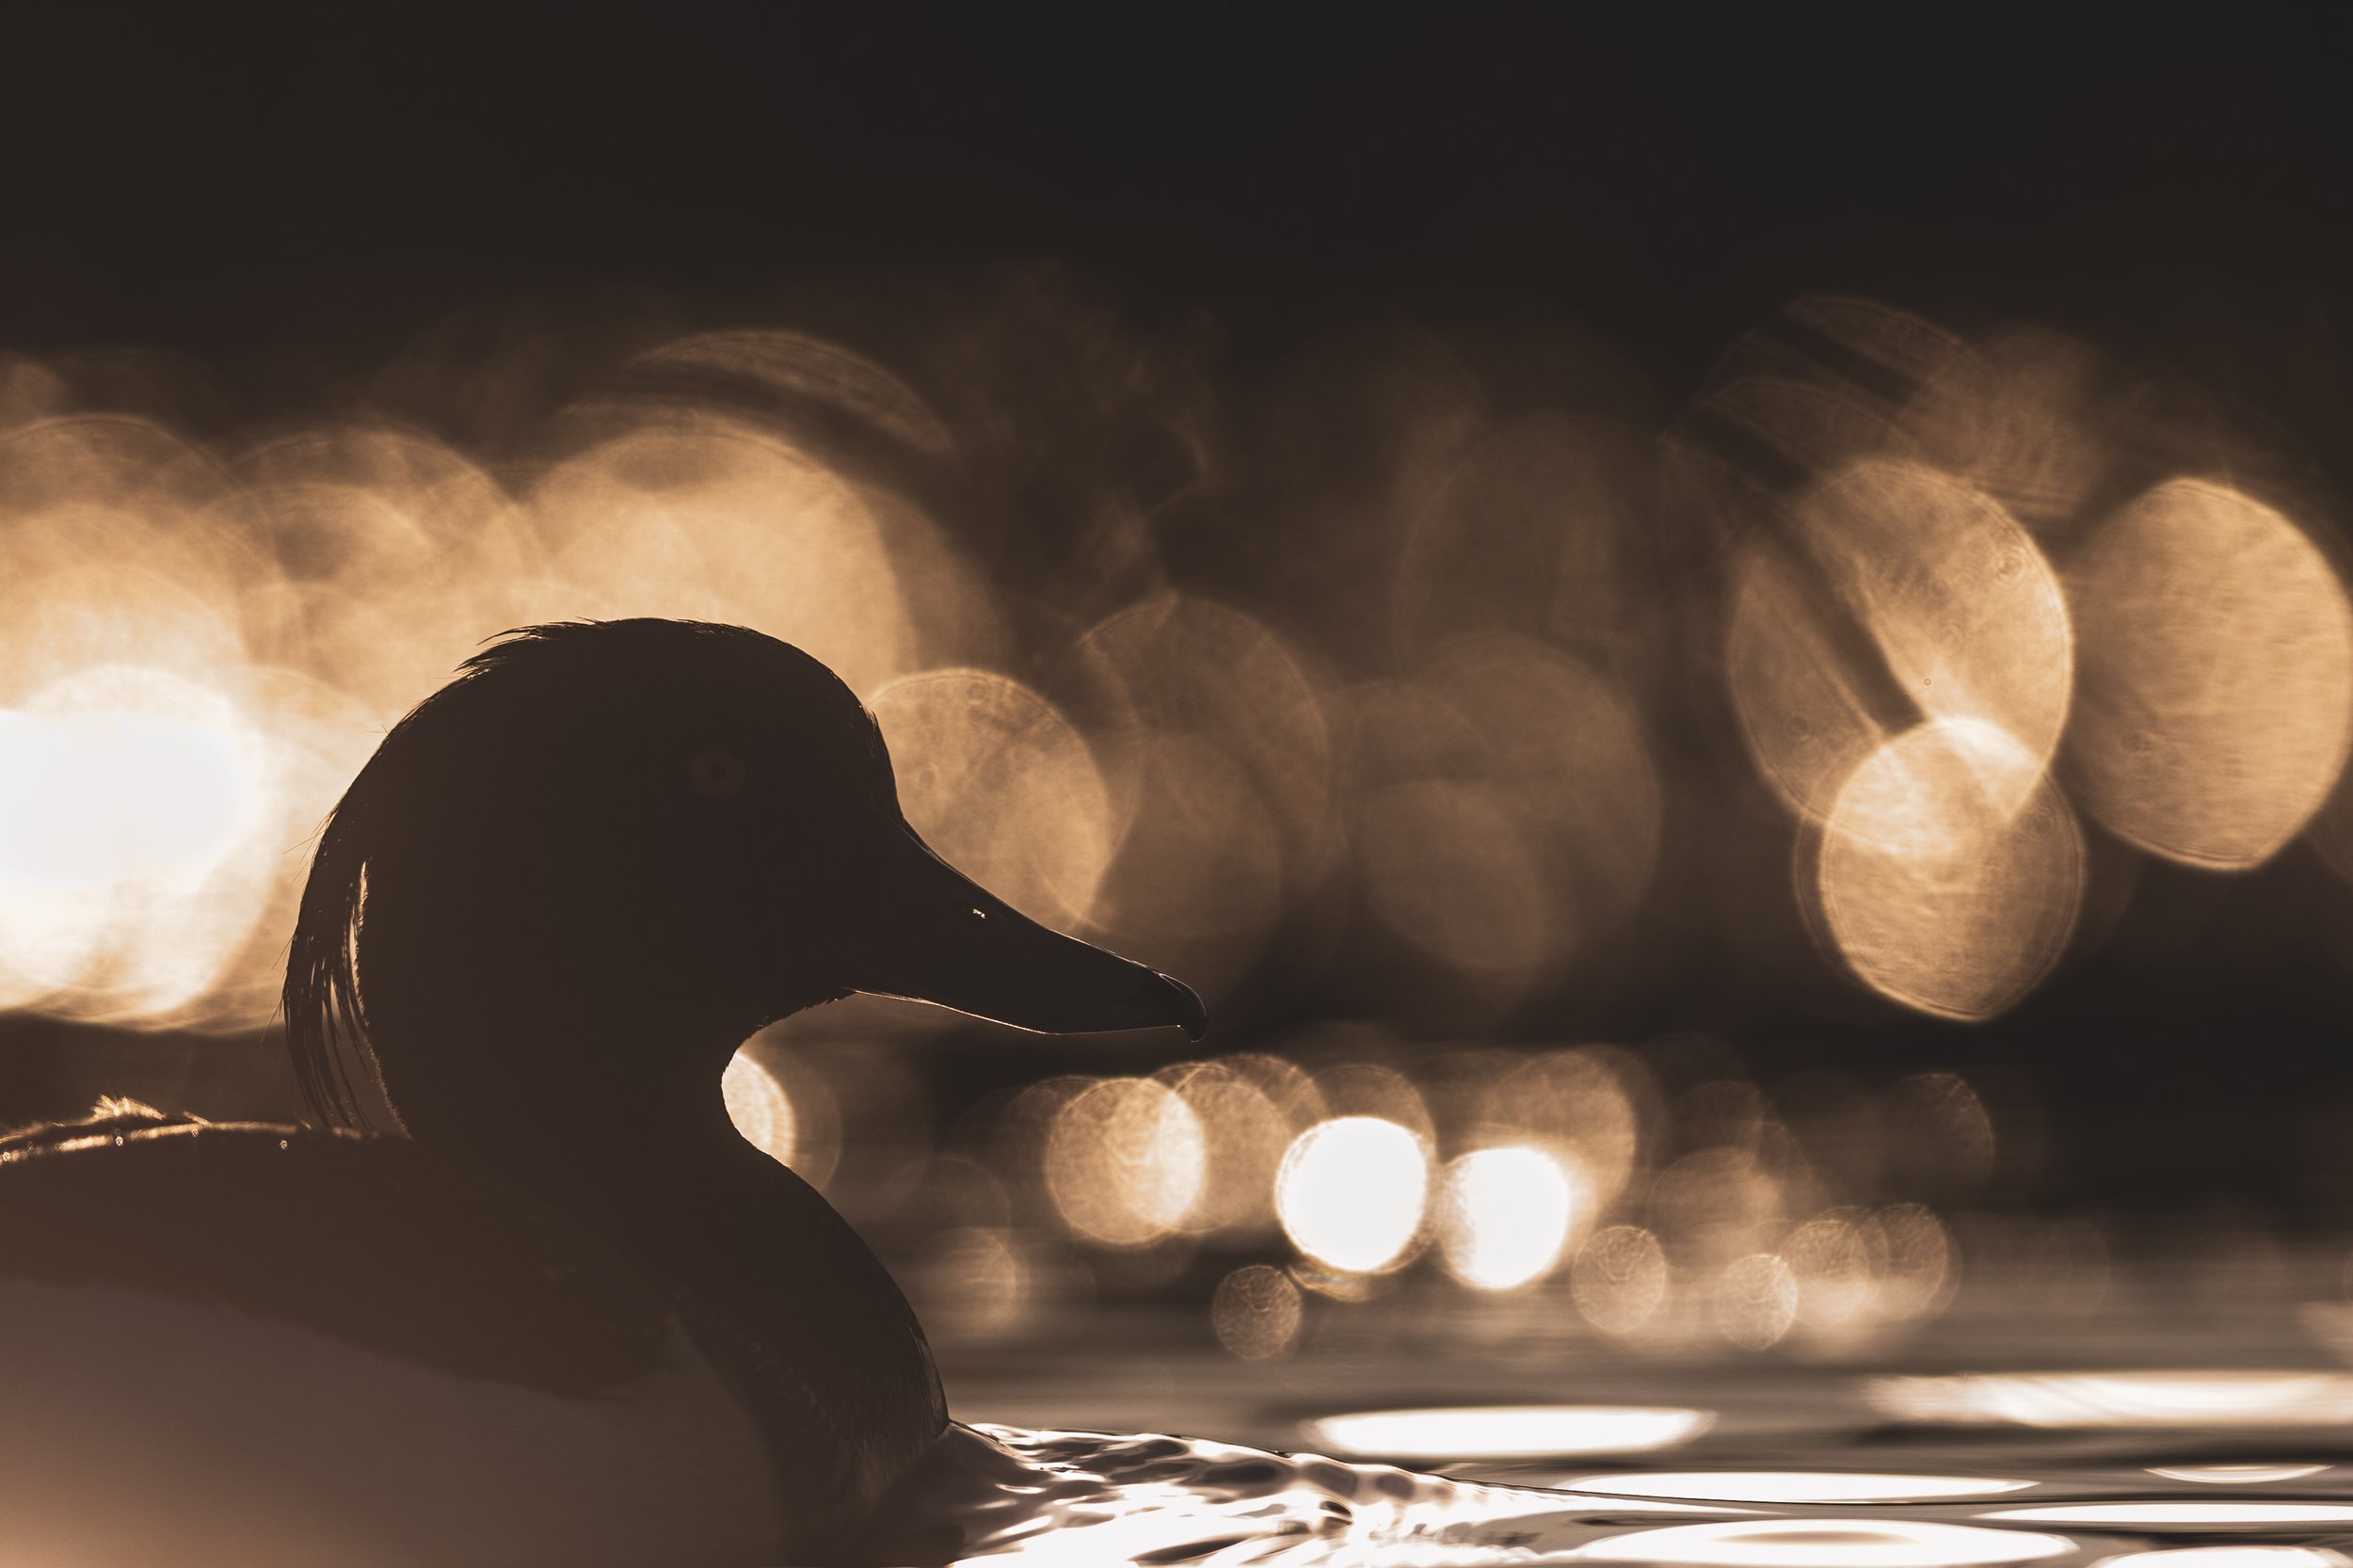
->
0, 619, 1206, 1567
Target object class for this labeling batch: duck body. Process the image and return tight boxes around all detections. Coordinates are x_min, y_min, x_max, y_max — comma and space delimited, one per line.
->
0, 619, 1206, 1565
0, 1117, 787, 1566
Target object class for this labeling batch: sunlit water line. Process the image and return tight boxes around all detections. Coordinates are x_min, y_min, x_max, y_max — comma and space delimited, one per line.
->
922, 1351, 2353, 1565
929, 1424, 2120, 1565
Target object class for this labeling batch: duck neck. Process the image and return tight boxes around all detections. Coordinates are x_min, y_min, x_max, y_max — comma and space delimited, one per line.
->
366, 1000, 949, 1528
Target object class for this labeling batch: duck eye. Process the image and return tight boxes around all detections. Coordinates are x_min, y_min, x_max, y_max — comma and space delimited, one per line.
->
969, 906, 988, 922
688, 747, 749, 799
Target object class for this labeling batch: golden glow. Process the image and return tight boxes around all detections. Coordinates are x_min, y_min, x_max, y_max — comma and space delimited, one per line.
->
1276, 1116, 1429, 1275
1209, 1263, 1304, 1360
1392, 411, 1652, 661
1569, 1519, 2073, 1567
2067, 478, 2353, 868
1726, 458, 2072, 826
1713, 1253, 1799, 1350
1302, 1405, 1713, 1462
1649, 1148, 1786, 1267
527, 421, 919, 697
1565, 1473, 2036, 1504
1310, 1060, 1435, 1142
1044, 1077, 1205, 1247
1075, 596, 1333, 978
1428, 637, 1662, 945
1439, 1145, 1581, 1291
1904, 328, 2108, 532
1873, 1204, 1960, 1322
0, 351, 1020, 1032
1865, 1371, 2353, 1429
1157, 1061, 1295, 1237
1574, 1224, 1672, 1337
868, 669, 1112, 931
914, 1226, 1031, 1339
0, 666, 277, 1023
1782, 1211, 1883, 1333
1346, 637, 1659, 1002
1478, 1047, 1645, 1212
627, 329, 955, 458
720, 1050, 796, 1165
1358, 778, 1553, 977
1814, 717, 2083, 1020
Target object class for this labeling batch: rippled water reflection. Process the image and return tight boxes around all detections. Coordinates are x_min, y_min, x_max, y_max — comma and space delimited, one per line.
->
927, 1352, 2353, 1565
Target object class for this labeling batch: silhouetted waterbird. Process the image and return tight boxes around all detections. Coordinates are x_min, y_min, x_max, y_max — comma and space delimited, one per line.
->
0, 619, 1206, 1566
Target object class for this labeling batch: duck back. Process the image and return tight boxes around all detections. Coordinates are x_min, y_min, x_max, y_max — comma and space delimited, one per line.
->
0, 1120, 794, 1567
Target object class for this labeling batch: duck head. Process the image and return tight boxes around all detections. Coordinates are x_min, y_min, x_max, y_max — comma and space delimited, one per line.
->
286, 618, 1206, 1141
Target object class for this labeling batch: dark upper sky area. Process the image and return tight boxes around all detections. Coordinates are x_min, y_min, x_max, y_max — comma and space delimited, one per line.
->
4, 7, 2347, 383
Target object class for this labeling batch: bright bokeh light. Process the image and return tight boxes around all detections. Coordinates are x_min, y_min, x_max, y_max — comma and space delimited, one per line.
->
1566, 1473, 2037, 1504
1726, 457, 2072, 826
1275, 1116, 1430, 1275
1866, 1371, 2353, 1429
1045, 1077, 1206, 1247
1303, 1405, 1713, 1462
720, 1050, 796, 1165
1815, 716, 2083, 1020
0, 704, 249, 889
0, 665, 277, 1022
1439, 1145, 1580, 1291
2068, 478, 2353, 868
1569, 1519, 2073, 1567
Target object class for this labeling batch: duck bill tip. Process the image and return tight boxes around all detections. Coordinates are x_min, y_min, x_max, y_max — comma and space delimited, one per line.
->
1151, 969, 1211, 1042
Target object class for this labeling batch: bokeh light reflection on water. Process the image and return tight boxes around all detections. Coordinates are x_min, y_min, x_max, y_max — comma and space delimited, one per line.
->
1569, 1519, 2073, 1567
1866, 1372, 2353, 1429
2099, 1544, 2353, 1553
1303, 1405, 1717, 1462
1565, 1473, 2039, 1504
2146, 1466, 2333, 1486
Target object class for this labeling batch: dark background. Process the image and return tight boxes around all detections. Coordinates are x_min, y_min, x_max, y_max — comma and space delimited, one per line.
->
5, 5, 2352, 1214
8, 8, 2348, 387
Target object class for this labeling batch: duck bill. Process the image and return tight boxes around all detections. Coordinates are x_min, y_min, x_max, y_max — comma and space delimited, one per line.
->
843, 828, 1208, 1040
